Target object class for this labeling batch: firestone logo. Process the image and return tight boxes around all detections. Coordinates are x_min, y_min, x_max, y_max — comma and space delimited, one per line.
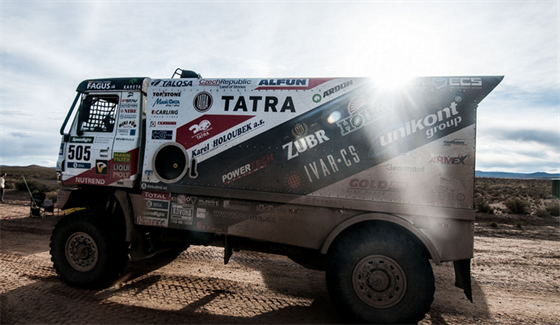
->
152, 91, 181, 97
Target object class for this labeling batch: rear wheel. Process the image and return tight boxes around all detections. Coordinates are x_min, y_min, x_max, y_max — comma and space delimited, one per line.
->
326, 226, 434, 324
50, 211, 129, 288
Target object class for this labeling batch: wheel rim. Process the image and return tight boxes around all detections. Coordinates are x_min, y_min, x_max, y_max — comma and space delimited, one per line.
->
65, 232, 98, 272
352, 255, 407, 309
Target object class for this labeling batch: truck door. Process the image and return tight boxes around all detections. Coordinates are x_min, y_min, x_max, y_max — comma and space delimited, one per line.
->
111, 91, 143, 187
64, 93, 120, 185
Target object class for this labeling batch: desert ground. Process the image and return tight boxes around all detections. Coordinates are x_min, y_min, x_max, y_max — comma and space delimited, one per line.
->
1, 173, 559, 324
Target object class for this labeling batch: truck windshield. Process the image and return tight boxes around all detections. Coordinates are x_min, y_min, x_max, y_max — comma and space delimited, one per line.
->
79, 95, 119, 133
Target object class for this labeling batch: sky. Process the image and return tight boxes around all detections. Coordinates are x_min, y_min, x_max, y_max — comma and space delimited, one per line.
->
0, 0, 558, 173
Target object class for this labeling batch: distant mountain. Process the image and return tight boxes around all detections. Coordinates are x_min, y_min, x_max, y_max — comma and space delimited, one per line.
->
475, 171, 560, 180
0, 165, 55, 169
1, 165, 558, 180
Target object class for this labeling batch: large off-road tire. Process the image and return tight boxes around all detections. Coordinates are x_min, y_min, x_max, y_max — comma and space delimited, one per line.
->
326, 225, 435, 324
50, 210, 129, 289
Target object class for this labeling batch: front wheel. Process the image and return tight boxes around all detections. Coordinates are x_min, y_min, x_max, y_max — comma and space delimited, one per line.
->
326, 226, 435, 324
50, 211, 129, 289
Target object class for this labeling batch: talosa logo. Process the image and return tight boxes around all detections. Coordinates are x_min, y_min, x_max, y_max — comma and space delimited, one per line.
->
150, 80, 193, 87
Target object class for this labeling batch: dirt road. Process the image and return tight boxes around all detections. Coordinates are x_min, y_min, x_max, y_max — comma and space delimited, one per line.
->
1, 190, 559, 324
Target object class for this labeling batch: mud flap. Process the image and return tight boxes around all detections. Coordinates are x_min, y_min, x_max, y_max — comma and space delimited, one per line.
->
453, 259, 473, 302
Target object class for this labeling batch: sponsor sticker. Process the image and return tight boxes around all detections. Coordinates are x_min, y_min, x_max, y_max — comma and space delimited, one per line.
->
120, 100, 139, 109
152, 130, 173, 140
323, 80, 353, 98
94, 137, 112, 144
223, 200, 251, 211
189, 119, 212, 139
120, 108, 138, 117
75, 177, 105, 185
124, 79, 142, 90
303, 145, 360, 183
347, 178, 408, 201
152, 91, 181, 97
146, 200, 169, 210
150, 79, 193, 87
193, 92, 213, 112
199, 79, 251, 88
336, 102, 389, 137
285, 171, 305, 192
138, 217, 168, 227
87, 81, 113, 90
428, 155, 469, 165
113, 152, 131, 163
427, 174, 467, 205
141, 183, 168, 191
432, 77, 482, 90
257, 79, 308, 87
70, 137, 94, 144
152, 98, 180, 108
283, 130, 330, 161
112, 164, 131, 178
95, 160, 108, 174
222, 96, 296, 113
384, 164, 425, 172
198, 198, 219, 207
68, 162, 91, 169
150, 108, 179, 119
370, 98, 463, 153
222, 154, 274, 185
118, 120, 137, 129
143, 191, 170, 200
443, 139, 468, 147
170, 193, 195, 225
170, 205, 193, 223
156, 121, 177, 126
256, 204, 275, 212
348, 179, 408, 191
143, 170, 154, 181
196, 208, 207, 219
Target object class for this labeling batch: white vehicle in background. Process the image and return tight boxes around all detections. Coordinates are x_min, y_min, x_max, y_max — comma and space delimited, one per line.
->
53, 69, 502, 324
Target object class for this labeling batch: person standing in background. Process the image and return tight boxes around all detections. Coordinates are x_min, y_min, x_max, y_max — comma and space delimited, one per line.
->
0, 173, 6, 202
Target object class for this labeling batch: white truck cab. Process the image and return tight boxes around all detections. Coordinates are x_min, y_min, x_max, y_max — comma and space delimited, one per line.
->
57, 78, 149, 188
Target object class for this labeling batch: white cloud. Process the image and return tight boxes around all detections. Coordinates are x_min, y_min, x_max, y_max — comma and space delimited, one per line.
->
0, 1, 558, 173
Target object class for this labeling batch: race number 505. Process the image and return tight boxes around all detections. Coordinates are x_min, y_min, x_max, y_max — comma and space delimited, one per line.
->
68, 145, 91, 161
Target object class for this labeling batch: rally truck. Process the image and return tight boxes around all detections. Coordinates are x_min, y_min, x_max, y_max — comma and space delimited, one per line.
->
52, 68, 503, 324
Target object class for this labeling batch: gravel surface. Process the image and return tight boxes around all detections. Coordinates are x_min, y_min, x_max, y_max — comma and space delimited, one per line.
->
1, 189, 559, 324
